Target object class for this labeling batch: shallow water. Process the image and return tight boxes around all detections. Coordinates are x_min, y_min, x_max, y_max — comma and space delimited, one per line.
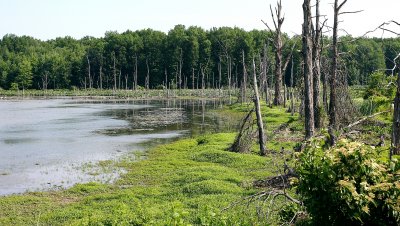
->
0, 98, 238, 195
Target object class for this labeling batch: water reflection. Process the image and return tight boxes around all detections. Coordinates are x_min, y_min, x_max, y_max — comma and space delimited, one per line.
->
0, 98, 239, 195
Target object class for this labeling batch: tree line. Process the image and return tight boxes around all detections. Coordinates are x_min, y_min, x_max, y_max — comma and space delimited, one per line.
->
0, 25, 399, 91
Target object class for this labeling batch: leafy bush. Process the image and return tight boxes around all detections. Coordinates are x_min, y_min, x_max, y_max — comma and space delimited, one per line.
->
364, 72, 395, 100
359, 95, 392, 115
296, 140, 400, 225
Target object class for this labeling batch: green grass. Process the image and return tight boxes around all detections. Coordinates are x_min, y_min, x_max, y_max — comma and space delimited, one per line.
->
0, 132, 287, 225
0, 105, 301, 225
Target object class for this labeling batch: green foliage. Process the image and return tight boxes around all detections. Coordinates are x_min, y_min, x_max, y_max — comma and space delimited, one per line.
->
360, 95, 392, 115
364, 72, 395, 99
0, 29, 395, 91
297, 140, 400, 225
359, 72, 395, 115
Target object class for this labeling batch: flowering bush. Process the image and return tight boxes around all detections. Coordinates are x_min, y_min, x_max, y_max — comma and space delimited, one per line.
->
296, 140, 400, 225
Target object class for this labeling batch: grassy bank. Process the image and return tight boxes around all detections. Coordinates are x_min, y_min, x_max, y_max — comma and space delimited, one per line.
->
0, 104, 301, 225
0, 133, 275, 225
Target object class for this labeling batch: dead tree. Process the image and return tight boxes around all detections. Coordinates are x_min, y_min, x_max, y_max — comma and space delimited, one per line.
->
192, 68, 195, 90
329, 0, 347, 145
133, 56, 138, 90
112, 52, 117, 91
302, 0, 315, 139
227, 56, 232, 102
179, 48, 183, 91
253, 58, 267, 156
218, 56, 222, 91
145, 58, 150, 90
42, 71, 49, 91
262, 0, 285, 105
228, 108, 255, 153
290, 57, 295, 116
125, 74, 128, 90
86, 55, 92, 89
99, 65, 103, 90
263, 44, 269, 104
241, 50, 248, 103
313, 0, 322, 129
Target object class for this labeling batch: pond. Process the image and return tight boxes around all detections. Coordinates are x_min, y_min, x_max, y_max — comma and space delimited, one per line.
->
0, 98, 239, 195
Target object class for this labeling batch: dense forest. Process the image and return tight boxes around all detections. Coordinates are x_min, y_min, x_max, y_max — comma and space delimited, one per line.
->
0, 25, 399, 91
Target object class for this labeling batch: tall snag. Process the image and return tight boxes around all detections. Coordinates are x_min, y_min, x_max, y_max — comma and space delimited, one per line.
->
253, 58, 267, 156
302, 0, 315, 139
262, 0, 284, 106
313, 0, 322, 129
329, 0, 347, 145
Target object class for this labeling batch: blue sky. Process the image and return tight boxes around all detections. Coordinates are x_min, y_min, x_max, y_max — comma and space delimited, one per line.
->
0, 0, 399, 40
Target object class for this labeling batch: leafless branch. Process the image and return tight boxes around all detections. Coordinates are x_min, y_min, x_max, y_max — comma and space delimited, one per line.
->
380, 28, 400, 36
339, 10, 364, 15
270, 5, 278, 30
338, 0, 348, 10
261, 19, 272, 31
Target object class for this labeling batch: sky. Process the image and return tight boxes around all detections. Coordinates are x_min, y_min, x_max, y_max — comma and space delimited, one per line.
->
0, 0, 399, 40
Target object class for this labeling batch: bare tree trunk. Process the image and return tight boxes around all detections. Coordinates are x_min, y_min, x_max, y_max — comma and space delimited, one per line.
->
322, 66, 328, 112
201, 66, 205, 96
302, 0, 315, 139
242, 50, 247, 103
134, 56, 138, 90
218, 56, 222, 91
392, 70, 400, 156
125, 74, 128, 90
253, 58, 267, 156
283, 84, 287, 108
329, 0, 346, 144
119, 69, 121, 90
113, 52, 116, 91
290, 57, 295, 116
99, 65, 103, 90
263, 44, 269, 104
228, 56, 232, 103
86, 55, 92, 89
146, 58, 150, 90
264, 0, 285, 106
313, 0, 322, 129
179, 48, 183, 91
192, 68, 195, 90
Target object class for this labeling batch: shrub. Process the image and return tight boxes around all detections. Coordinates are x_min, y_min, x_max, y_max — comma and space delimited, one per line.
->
364, 72, 395, 100
296, 140, 400, 225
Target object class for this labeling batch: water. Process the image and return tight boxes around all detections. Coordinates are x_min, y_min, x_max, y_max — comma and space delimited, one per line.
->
0, 98, 238, 195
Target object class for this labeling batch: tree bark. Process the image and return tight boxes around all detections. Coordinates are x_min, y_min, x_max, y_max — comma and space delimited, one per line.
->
329, 0, 346, 144
99, 65, 103, 90
290, 57, 295, 116
253, 58, 267, 156
192, 68, 195, 90
302, 0, 315, 139
392, 70, 400, 156
242, 50, 247, 103
273, 3, 284, 106
86, 55, 92, 89
218, 56, 222, 91
263, 44, 269, 104
134, 56, 138, 90
146, 58, 150, 90
313, 0, 322, 129
112, 52, 116, 91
